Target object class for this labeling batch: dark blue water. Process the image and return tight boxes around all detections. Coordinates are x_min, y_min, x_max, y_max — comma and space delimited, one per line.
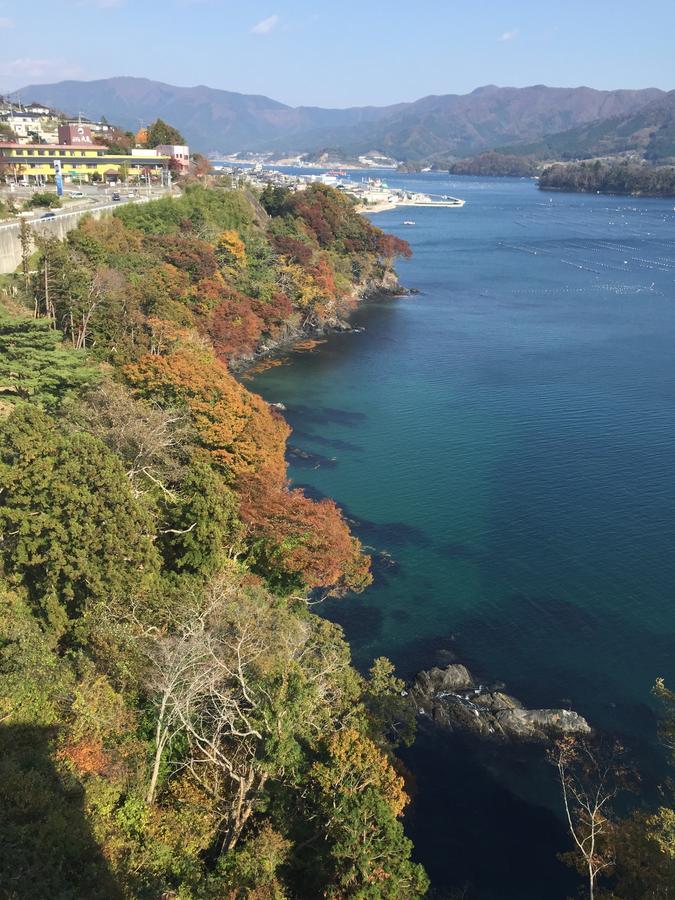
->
249, 175, 675, 897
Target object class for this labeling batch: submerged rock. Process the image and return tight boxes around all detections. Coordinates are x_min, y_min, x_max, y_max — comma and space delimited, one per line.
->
410, 663, 590, 742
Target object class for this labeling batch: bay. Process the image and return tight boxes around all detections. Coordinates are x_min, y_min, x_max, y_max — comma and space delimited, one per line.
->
248, 173, 675, 897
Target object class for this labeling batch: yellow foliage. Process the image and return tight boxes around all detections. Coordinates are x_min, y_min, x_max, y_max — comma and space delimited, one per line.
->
217, 229, 248, 274
312, 728, 408, 818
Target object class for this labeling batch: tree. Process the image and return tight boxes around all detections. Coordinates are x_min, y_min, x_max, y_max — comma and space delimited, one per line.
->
146, 573, 320, 849
72, 380, 190, 497
239, 467, 371, 596
550, 736, 632, 900
18, 218, 33, 299
159, 461, 243, 575
364, 656, 416, 749
125, 348, 289, 484
0, 406, 160, 620
0, 312, 98, 410
146, 118, 186, 148
610, 679, 675, 898
307, 728, 429, 897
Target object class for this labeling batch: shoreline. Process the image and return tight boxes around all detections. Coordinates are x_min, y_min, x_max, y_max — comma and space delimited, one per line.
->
231, 278, 409, 376
356, 201, 398, 215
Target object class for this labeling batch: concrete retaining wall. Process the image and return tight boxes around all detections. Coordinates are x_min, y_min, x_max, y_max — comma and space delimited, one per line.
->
0, 197, 156, 274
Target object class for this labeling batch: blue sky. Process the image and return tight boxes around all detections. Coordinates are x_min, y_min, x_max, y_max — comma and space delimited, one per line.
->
2, 0, 674, 106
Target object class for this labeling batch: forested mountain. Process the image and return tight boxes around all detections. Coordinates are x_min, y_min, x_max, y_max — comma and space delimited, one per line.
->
11, 77, 405, 155
14, 77, 664, 159
262, 85, 665, 162
498, 90, 675, 162
0, 182, 427, 897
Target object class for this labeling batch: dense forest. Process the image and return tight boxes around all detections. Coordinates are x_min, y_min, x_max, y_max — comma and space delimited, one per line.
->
447, 152, 538, 178
538, 159, 675, 197
0, 182, 428, 898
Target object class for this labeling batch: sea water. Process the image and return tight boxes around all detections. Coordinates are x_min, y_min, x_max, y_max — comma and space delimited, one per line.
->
248, 174, 675, 897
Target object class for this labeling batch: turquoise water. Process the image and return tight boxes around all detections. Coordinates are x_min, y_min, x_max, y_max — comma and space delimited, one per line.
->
249, 174, 675, 897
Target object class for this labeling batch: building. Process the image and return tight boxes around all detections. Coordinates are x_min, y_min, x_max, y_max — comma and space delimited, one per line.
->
0, 143, 170, 184
64, 116, 113, 136
0, 109, 59, 144
58, 123, 95, 145
26, 103, 52, 116
155, 144, 190, 174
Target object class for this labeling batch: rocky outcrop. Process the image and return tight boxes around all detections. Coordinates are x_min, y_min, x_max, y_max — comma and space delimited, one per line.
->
410, 663, 591, 742
230, 269, 405, 373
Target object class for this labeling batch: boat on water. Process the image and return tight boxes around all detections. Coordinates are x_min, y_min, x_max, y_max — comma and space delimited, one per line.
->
403, 220, 416, 226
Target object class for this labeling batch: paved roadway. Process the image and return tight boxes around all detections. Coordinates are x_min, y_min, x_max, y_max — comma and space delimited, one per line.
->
0, 183, 175, 226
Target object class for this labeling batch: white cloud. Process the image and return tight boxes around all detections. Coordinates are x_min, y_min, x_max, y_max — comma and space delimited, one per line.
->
0, 58, 83, 88
497, 29, 519, 42
0, 16, 13, 27
251, 14, 279, 35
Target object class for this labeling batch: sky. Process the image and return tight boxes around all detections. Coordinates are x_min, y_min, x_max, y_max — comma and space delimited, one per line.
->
1, 0, 674, 107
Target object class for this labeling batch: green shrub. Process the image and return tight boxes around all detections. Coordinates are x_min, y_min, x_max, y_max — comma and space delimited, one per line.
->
25, 192, 62, 210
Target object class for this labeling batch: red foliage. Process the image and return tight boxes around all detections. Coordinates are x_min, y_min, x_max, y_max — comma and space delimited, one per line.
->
209, 288, 266, 361
149, 234, 219, 282
310, 257, 339, 300
239, 468, 371, 593
377, 232, 412, 260
272, 234, 314, 266
251, 292, 294, 331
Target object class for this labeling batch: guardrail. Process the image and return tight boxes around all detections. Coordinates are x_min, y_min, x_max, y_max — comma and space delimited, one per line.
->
0, 193, 166, 231
0, 192, 174, 273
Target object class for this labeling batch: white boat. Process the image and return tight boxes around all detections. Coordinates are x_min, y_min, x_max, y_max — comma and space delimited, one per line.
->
403, 220, 416, 225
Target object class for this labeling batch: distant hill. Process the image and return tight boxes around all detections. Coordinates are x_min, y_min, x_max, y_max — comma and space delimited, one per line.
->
498, 91, 675, 162
12, 77, 666, 160
10, 77, 400, 155
270, 85, 666, 162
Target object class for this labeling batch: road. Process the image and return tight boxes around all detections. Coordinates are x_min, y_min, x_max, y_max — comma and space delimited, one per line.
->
0, 183, 175, 226
0, 187, 179, 273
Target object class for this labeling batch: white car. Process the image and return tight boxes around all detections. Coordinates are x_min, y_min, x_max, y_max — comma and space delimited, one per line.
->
69, 191, 85, 198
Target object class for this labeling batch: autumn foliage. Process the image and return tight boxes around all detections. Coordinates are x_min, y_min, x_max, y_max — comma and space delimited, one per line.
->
23, 182, 402, 593
0, 182, 428, 899
125, 348, 288, 483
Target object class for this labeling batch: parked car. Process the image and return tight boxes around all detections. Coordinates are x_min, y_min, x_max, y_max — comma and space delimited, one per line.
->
41, 212, 57, 219
69, 191, 85, 198
111, 192, 121, 201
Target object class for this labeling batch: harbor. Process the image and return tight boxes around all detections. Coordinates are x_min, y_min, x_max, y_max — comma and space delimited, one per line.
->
212, 162, 466, 212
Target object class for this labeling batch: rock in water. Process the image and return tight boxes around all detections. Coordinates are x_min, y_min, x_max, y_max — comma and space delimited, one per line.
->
410, 663, 590, 742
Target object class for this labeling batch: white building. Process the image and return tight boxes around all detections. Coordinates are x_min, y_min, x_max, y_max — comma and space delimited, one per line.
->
155, 144, 190, 173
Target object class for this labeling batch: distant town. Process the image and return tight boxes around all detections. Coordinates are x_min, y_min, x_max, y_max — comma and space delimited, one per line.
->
217, 160, 465, 212
0, 97, 190, 190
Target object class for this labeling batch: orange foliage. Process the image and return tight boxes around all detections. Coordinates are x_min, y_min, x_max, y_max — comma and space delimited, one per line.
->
312, 727, 409, 817
58, 737, 109, 776
125, 349, 288, 482
209, 287, 266, 361
239, 467, 371, 593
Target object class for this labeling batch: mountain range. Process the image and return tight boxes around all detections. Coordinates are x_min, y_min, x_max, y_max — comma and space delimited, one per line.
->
11, 76, 673, 162
498, 91, 675, 162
